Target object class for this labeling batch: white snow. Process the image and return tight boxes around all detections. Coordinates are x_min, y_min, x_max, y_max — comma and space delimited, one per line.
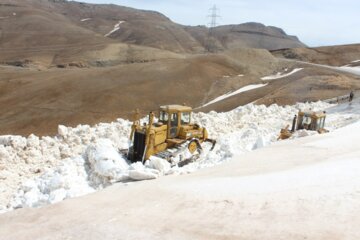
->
202, 83, 268, 107
261, 68, 303, 80
184, 156, 360, 197
291, 60, 360, 77
104, 21, 125, 37
128, 164, 159, 181
9, 156, 95, 209
336, 66, 360, 75
0, 118, 132, 210
80, 18, 91, 22
351, 59, 360, 63
149, 156, 171, 174
3, 99, 360, 213
2, 115, 360, 239
85, 139, 130, 182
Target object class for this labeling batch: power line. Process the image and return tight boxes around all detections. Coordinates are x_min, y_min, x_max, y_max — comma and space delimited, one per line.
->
208, 5, 220, 30
206, 5, 220, 53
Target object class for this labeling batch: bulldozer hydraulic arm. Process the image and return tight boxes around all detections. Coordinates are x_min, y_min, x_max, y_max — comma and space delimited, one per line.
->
205, 139, 216, 151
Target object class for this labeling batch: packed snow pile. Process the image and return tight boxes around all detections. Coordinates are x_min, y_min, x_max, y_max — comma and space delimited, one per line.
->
8, 140, 171, 209
10, 156, 94, 209
0, 119, 132, 212
85, 139, 130, 184
3, 100, 359, 213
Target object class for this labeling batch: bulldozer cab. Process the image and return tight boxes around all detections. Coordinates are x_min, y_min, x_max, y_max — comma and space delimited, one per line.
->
297, 110, 326, 131
159, 105, 192, 139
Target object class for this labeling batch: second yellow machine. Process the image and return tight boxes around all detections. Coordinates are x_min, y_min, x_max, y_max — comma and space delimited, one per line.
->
279, 109, 328, 140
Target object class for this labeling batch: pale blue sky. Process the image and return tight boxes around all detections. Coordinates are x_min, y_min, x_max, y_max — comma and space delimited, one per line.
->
79, 0, 360, 47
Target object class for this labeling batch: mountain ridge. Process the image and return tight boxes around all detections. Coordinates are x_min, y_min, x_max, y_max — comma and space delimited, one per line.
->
0, 0, 306, 58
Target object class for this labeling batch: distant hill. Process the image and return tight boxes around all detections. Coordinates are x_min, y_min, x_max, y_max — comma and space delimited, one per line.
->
0, 0, 306, 64
185, 22, 305, 52
0, 0, 183, 68
272, 44, 360, 66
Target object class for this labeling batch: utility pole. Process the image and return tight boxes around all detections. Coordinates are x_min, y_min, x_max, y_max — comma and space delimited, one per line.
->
206, 5, 220, 53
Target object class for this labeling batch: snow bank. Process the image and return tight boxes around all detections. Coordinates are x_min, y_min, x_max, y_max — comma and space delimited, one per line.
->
202, 83, 268, 107
128, 162, 159, 181
10, 156, 94, 209
186, 101, 332, 172
336, 66, 360, 75
0, 119, 132, 211
261, 68, 303, 80
7, 140, 166, 209
149, 156, 171, 174
104, 21, 125, 37
85, 139, 130, 183
0, 101, 340, 212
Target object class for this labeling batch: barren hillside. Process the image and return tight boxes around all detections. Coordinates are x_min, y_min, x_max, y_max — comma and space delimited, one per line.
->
1, 48, 360, 136
0, 52, 280, 135
186, 22, 306, 51
0, 0, 182, 68
0, 0, 305, 59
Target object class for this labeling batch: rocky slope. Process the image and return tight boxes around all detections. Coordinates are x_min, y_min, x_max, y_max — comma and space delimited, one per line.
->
186, 22, 305, 51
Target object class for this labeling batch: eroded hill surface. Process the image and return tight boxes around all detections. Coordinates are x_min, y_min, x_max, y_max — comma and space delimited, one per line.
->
0, 0, 305, 62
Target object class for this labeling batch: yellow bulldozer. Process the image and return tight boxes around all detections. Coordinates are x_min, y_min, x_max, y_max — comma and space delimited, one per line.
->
279, 109, 328, 140
126, 105, 216, 166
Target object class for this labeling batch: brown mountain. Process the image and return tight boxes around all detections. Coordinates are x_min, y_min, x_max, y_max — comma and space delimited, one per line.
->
185, 22, 305, 51
0, 0, 305, 62
0, 0, 182, 68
